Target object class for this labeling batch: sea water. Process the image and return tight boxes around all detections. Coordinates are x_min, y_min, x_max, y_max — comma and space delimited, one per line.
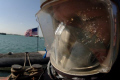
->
0, 35, 45, 54
0, 34, 45, 77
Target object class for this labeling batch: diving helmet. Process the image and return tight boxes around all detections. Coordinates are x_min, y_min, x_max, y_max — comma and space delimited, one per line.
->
36, 0, 120, 79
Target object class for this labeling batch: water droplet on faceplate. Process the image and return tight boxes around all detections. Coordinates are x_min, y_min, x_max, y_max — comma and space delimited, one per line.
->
82, 15, 87, 21
103, 38, 105, 41
82, 40, 84, 43
107, 16, 110, 18
92, 7, 95, 9
93, 24, 95, 26
71, 18, 74, 21
84, 15, 86, 17
108, 8, 110, 10
87, 18, 90, 20
93, 30, 96, 33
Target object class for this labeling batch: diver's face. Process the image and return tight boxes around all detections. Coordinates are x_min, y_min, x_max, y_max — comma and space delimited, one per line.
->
52, 0, 111, 63
53, 0, 110, 44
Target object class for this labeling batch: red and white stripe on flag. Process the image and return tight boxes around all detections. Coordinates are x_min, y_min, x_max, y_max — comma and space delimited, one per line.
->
25, 28, 38, 37
25, 29, 32, 37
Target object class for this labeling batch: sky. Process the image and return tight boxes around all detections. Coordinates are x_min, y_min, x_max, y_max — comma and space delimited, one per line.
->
0, 0, 43, 36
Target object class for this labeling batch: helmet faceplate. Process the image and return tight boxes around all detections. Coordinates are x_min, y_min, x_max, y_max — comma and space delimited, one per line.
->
36, 0, 120, 76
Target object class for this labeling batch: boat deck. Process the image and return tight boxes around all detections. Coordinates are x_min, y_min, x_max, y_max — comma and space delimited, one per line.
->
0, 51, 46, 70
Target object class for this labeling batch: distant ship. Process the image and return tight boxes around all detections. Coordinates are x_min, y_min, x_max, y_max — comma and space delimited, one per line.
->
0, 33, 6, 35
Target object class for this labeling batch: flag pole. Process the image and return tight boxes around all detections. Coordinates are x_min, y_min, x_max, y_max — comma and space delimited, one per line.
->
37, 26, 39, 52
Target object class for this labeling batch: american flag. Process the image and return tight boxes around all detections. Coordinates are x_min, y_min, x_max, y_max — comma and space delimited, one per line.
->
25, 28, 38, 37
